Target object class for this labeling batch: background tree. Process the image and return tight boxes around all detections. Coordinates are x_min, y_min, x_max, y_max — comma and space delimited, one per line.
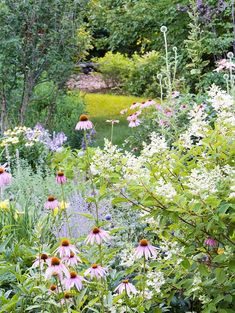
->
0, 0, 83, 131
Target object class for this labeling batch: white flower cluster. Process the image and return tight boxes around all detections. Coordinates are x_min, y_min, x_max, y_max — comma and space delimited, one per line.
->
142, 132, 168, 158
191, 273, 202, 293
179, 104, 209, 148
159, 240, 184, 264
122, 152, 150, 184
90, 139, 122, 177
146, 270, 165, 293
119, 247, 135, 267
208, 84, 234, 111
186, 165, 223, 199
155, 177, 177, 201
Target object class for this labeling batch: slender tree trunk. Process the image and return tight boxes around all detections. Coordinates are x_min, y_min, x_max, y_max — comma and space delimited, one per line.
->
0, 85, 7, 132
19, 73, 34, 125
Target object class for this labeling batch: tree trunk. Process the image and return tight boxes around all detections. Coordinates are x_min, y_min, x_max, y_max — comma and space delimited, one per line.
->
19, 73, 34, 125
0, 86, 7, 133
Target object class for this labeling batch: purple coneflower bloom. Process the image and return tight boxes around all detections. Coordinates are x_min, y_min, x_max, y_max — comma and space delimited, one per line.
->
55, 239, 79, 258
62, 252, 82, 266
134, 239, 157, 259
45, 257, 69, 280
64, 272, 83, 291
130, 102, 141, 110
0, 166, 12, 187
140, 99, 156, 108
84, 264, 107, 279
85, 227, 110, 245
45, 196, 59, 210
204, 237, 218, 248
49, 284, 58, 294
56, 171, 67, 184
120, 108, 128, 115
114, 279, 137, 296
75, 114, 93, 130
32, 253, 50, 269
164, 108, 173, 117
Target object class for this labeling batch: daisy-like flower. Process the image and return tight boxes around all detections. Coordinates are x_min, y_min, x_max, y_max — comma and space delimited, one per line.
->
63, 252, 82, 266
114, 279, 137, 296
164, 108, 173, 117
134, 239, 157, 259
130, 102, 141, 110
32, 253, 50, 269
127, 112, 141, 128
75, 114, 93, 130
55, 239, 79, 258
120, 108, 128, 115
172, 91, 180, 98
84, 264, 107, 279
85, 227, 110, 245
106, 120, 120, 125
204, 237, 218, 248
49, 284, 58, 294
64, 271, 83, 291
140, 100, 156, 108
44, 196, 59, 210
0, 166, 12, 187
56, 171, 67, 184
45, 257, 69, 280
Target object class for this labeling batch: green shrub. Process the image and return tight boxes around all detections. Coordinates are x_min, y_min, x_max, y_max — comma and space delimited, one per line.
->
94, 51, 133, 86
125, 51, 162, 97
26, 82, 85, 148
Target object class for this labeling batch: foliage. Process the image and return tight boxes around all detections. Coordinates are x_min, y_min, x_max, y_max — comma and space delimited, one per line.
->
1, 85, 234, 312
0, 0, 84, 129
93, 52, 133, 87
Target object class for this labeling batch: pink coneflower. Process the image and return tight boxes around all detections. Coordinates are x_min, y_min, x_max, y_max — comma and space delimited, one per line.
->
159, 119, 169, 127
155, 103, 162, 111
114, 279, 137, 296
56, 171, 67, 184
140, 100, 155, 108
45, 257, 69, 280
49, 284, 58, 294
180, 104, 187, 110
128, 118, 141, 128
204, 238, 218, 248
55, 239, 79, 258
0, 166, 12, 187
164, 108, 173, 117
172, 91, 180, 98
214, 59, 235, 72
106, 120, 120, 125
84, 264, 107, 279
120, 108, 128, 115
64, 271, 83, 291
62, 252, 82, 266
130, 102, 141, 110
32, 253, 50, 269
134, 239, 157, 259
75, 114, 93, 130
44, 196, 59, 210
85, 227, 110, 245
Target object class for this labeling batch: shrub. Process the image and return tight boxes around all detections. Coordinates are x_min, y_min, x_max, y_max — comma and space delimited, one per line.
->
125, 51, 162, 97
94, 51, 133, 87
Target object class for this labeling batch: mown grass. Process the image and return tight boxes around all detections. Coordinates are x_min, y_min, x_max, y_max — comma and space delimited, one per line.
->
81, 93, 145, 147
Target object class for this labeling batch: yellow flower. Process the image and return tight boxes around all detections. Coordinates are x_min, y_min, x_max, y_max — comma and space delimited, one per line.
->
217, 248, 224, 255
0, 200, 9, 211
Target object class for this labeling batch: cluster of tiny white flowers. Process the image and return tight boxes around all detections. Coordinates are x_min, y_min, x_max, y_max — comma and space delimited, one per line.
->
159, 240, 184, 263
186, 165, 223, 199
122, 152, 150, 184
146, 270, 165, 293
208, 84, 234, 111
119, 247, 135, 267
179, 104, 209, 148
155, 177, 177, 201
90, 139, 122, 177
191, 273, 202, 293
141, 132, 168, 158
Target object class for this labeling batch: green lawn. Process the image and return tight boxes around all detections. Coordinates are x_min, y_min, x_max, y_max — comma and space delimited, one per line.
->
82, 93, 145, 147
